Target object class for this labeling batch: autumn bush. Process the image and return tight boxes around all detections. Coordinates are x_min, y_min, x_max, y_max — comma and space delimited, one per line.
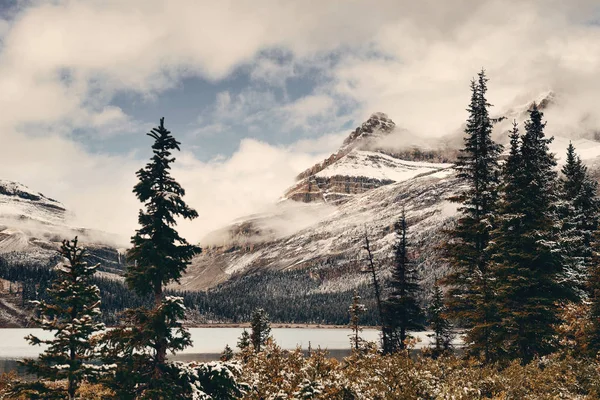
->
3, 344, 600, 399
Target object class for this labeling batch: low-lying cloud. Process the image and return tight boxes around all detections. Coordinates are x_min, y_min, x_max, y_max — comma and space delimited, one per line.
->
1, 0, 600, 247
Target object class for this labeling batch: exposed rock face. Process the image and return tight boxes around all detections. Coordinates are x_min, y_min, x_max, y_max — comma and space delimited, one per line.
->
284, 113, 453, 205
179, 167, 460, 292
285, 175, 394, 203
294, 112, 396, 182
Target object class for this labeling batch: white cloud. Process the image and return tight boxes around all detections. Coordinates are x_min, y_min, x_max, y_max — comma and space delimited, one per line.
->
1, 0, 600, 247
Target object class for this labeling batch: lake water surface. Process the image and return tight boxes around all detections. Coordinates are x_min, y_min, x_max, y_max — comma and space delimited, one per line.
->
0, 328, 445, 375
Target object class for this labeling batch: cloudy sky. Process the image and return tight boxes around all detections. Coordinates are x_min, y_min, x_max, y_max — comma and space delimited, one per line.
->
1, 0, 600, 245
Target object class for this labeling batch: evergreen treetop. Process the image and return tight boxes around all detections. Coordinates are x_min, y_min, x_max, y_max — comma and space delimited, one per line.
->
250, 308, 272, 353
103, 118, 201, 399
17, 238, 105, 399
444, 70, 502, 362
490, 103, 575, 363
127, 117, 202, 297
559, 142, 600, 296
382, 211, 422, 353
427, 280, 453, 359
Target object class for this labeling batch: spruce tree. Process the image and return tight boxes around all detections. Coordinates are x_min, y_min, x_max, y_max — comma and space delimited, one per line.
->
444, 70, 502, 362
382, 212, 422, 353
16, 238, 104, 400
220, 344, 234, 361
559, 142, 600, 296
348, 290, 367, 351
101, 118, 201, 398
490, 104, 575, 363
250, 308, 271, 353
428, 280, 453, 359
237, 329, 251, 351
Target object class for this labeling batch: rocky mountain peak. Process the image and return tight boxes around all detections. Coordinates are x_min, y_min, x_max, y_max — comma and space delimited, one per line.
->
341, 112, 396, 148
0, 180, 63, 207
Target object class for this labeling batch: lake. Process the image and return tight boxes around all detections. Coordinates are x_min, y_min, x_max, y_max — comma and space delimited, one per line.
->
0, 328, 447, 375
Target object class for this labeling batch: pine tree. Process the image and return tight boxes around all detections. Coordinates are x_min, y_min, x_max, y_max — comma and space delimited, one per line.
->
220, 344, 234, 361
250, 308, 271, 353
490, 104, 575, 363
428, 280, 453, 359
101, 118, 201, 398
237, 329, 251, 351
444, 70, 503, 362
348, 290, 367, 352
16, 238, 104, 399
382, 212, 422, 353
559, 142, 600, 296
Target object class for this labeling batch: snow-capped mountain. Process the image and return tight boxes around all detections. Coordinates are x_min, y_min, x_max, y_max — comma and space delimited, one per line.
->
180, 95, 600, 298
284, 113, 452, 204
179, 114, 460, 293
0, 180, 124, 270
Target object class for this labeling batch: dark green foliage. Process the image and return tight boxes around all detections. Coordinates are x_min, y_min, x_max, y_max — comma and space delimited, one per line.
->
348, 290, 367, 351
103, 118, 201, 399
250, 308, 271, 352
382, 213, 423, 353
220, 344, 234, 361
126, 117, 201, 296
194, 267, 378, 325
427, 280, 453, 359
237, 329, 251, 351
559, 142, 600, 296
98, 297, 191, 399
490, 104, 575, 363
444, 70, 503, 362
179, 361, 249, 399
0, 258, 379, 326
15, 238, 104, 400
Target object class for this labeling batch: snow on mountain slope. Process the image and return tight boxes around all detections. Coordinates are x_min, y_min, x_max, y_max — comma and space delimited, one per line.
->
0, 180, 66, 225
179, 164, 460, 292
0, 180, 124, 268
284, 113, 404, 204
314, 150, 452, 182
181, 111, 462, 293
183, 94, 600, 298
550, 136, 600, 164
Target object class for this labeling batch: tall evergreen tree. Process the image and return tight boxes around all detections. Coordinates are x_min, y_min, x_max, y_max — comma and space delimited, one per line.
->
382, 212, 422, 353
428, 280, 453, 359
101, 118, 201, 399
559, 142, 600, 295
250, 308, 271, 352
349, 290, 367, 352
444, 70, 503, 362
490, 104, 575, 363
16, 238, 104, 400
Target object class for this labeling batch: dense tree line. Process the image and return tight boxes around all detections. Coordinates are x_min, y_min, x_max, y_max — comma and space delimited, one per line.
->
444, 69, 600, 364
0, 256, 378, 326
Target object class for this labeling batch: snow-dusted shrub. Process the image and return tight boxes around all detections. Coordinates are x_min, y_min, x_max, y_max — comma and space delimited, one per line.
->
176, 360, 249, 400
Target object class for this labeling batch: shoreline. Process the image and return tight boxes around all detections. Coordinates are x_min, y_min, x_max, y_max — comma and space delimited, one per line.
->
182, 323, 380, 330
0, 323, 381, 330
